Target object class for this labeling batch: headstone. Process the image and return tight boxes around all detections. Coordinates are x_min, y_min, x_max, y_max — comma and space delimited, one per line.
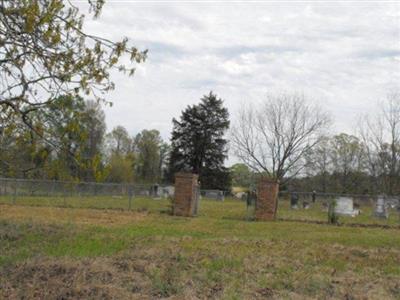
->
162, 186, 175, 198
334, 197, 359, 217
151, 184, 160, 197
386, 197, 399, 209
246, 190, 256, 206
235, 192, 246, 200
373, 197, 389, 219
138, 190, 149, 196
202, 190, 224, 201
255, 178, 279, 221
290, 193, 299, 209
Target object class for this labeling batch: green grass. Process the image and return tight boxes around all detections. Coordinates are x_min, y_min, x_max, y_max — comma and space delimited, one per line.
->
0, 194, 169, 211
1, 194, 399, 226
1, 198, 400, 299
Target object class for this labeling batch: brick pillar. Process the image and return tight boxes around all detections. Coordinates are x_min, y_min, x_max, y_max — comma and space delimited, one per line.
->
255, 178, 279, 221
173, 173, 199, 217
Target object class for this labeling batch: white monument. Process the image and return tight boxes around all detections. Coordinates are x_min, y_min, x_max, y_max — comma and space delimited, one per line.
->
202, 190, 224, 201
386, 197, 399, 209
373, 197, 389, 219
334, 197, 360, 217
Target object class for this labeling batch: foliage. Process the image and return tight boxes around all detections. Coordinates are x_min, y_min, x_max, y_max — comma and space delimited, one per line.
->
0, 115, 50, 178
303, 133, 367, 193
134, 129, 163, 183
103, 126, 169, 183
105, 152, 134, 183
230, 163, 254, 188
169, 91, 230, 189
105, 126, 133, 157
0, 94, 108, 181
0, 0, 146, 136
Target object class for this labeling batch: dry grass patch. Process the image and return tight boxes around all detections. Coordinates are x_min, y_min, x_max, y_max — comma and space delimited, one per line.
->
1, 201, 400, 299
1, 238, 400, 299
0, 204, 148, 226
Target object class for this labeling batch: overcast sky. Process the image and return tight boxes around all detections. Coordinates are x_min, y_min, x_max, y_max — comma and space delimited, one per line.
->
79, 1, 400, 164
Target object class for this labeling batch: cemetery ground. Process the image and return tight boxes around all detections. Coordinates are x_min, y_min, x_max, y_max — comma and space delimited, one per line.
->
1, 198, 400, 299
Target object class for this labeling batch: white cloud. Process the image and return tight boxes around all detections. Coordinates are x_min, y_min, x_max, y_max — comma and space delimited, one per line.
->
75, 1, 400, 165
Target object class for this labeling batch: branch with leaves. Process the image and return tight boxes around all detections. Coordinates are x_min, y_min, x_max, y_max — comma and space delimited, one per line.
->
0, 0, 146, 136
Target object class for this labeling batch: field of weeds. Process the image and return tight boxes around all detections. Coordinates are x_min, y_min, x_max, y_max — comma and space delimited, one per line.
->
1, 199, 400, 299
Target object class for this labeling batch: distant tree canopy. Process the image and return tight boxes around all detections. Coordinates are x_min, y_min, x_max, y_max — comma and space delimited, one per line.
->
0, 0, 146, 138
134, 129, 164, 183
0, 94, 106, 180
297, 92, 400, 195
169, 92, 231, 190
230, 163, 254, 188
0, 93, 170, 183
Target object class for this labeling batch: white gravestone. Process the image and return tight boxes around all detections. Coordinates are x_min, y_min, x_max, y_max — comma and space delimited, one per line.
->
334, 197, 360, 217
162, 186, 175, 198
373, 197, 389, 219
386, 197, 399, 209
202, 190, 224, 201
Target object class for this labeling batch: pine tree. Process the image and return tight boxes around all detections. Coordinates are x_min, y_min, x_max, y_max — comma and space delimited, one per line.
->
169, 92, 231, 190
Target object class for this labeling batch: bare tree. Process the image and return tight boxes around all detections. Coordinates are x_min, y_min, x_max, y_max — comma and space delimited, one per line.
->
304, 136, 331, 192
358, 91, 400, 194
231, 93, 331, 183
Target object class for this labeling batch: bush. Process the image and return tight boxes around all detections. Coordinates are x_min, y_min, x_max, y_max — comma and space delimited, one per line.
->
328, 200, 339, 225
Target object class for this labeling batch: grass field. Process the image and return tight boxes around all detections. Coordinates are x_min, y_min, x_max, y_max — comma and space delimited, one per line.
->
1, 198, 400, 299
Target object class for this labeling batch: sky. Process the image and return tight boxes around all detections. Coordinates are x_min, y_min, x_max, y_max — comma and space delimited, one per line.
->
78, 1, 400, 164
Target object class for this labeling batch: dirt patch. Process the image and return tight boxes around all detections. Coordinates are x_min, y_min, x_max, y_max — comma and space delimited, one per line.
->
0, 257, 150, 299
0, 204, 149, 226
1, 239, 400, 299
0, 220, 67, 243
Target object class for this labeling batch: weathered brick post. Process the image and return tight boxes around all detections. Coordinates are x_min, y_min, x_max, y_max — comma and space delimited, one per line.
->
173, 172, 199, 217
255, 178, 279, 221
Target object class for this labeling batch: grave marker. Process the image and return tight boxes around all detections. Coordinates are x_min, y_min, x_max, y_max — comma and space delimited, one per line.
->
202, 190, 224, 201
373, 196, 389, 219
290, 192, 299, 209
334, 197, 359, 217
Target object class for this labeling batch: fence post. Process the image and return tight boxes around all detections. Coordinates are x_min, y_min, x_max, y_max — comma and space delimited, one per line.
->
128, 186, 133, 210
51, 180, 56, 197
13, 179, 17, 204
63, 184, 67, 207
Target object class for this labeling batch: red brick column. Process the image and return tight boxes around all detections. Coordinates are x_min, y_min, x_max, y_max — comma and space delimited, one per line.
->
255, 178, 279, 221
173, 173, 199, 217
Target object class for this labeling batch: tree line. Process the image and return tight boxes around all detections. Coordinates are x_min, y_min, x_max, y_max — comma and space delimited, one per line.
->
0, 94, 169, 184
0, 92, 231, 189
230, 92, 400, 196
2, 1, 400, 194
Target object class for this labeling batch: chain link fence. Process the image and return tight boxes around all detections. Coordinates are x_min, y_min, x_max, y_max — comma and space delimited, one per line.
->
0, 177, 177, 211
0, 178, 228, 212
1, 177, 399, 225
243, 190, 400, 225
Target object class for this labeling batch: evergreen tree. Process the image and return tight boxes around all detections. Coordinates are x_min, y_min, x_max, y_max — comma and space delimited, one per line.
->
169, 92, 231, 190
